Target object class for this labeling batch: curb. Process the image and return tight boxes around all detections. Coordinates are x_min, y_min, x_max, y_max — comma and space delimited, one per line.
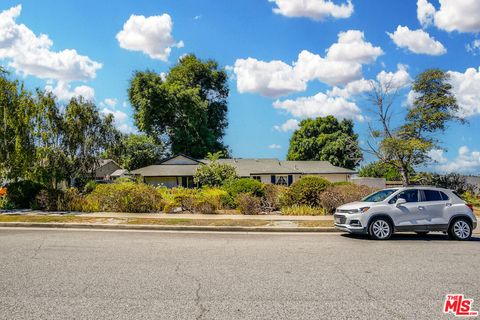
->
0, 222, 338, 233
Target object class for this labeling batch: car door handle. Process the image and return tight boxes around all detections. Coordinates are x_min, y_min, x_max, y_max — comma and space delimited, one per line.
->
445, 203, 452, 207
418, 206, 425, 211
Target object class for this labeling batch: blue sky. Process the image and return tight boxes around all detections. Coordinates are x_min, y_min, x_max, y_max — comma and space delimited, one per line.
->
1, 0, 479, 173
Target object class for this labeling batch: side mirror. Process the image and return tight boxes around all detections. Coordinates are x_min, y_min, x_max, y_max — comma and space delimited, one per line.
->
395, 198, 407, 207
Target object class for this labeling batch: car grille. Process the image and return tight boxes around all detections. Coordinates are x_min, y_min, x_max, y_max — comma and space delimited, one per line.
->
334, 215, 346, 224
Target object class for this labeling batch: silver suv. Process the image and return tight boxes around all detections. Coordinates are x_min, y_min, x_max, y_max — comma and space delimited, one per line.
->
334, 186, 477, 240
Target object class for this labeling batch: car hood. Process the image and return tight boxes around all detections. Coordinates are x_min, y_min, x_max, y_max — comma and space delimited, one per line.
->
337, 201, 375, 211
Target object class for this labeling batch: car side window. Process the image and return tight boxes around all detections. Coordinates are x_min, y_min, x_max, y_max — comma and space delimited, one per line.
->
439, 192, 449, 201
423, 190, 443, 201
389, 190, 419, 204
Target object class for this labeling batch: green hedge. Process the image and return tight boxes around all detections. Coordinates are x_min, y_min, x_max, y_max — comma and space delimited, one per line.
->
283, 176, 331, 207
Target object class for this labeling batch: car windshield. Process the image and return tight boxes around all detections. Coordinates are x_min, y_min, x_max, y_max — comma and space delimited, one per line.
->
362, 189, 397, 202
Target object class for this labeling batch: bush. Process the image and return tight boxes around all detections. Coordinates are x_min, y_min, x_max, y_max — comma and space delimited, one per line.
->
86, 182, 163, 213
283, 176, 331, 207
35, 189, 64, 211
236, 193, 262, 215
318, 184, 376, 214
83, 180, 97, 194
223, 178, 265, 199
463, 191, 480, 207
4, 180, 45, 209
281, 205, 326, 216
261, 184, 288, 212
58, 188, 91, 212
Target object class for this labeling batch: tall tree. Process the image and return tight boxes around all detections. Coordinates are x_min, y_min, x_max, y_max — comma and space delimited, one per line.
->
128, 54, 229, 158
287, 116, 362, 169
0, 72, 36, 180
63, 98, 120, 185
106, 134, 166, 171
367, 69, 462, 186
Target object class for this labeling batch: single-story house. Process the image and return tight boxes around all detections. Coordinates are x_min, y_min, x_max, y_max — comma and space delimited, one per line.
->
93, 159, 123, 181
131, 154, 357, 188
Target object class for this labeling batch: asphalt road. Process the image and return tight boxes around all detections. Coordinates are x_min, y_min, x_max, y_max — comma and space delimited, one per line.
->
0, 229, 478, 320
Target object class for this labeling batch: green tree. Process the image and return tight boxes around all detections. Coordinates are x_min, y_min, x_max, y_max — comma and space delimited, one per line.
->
287, 116, 362, 169
359, 161, 414, 181
193, 152, 237, 187
63, 97, 120, 186
367, 69, 462, 186
0, 72, 36, 181
107, 134, 166, 171
128, 54, 229, 158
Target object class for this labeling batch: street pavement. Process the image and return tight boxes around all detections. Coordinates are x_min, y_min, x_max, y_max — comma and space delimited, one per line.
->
0, 229, 478, 319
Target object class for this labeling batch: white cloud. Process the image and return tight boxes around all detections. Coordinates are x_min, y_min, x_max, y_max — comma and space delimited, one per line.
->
404, 89, 421, 107
274, 119, 300, 132
418, 0, 480, 33
100, 98, 118, 108
466, 40, 480, 55
45, 81, 95, 102
268, 0, 354, 21
327, 78, 372, 98
428, 149, 448, 163
437, 146, 480, 173
233, 58, 306, 97
268, 144, 282, 149
448, 67, 480, 117
387, 26, 446, 56
273, 92, 364, 121
326, 30, 383, 64
116, 13, 184, 61
233, 30, 382, 96
0, 5, 102, 81
376, 64, 411, 92
417, 0, 436, 27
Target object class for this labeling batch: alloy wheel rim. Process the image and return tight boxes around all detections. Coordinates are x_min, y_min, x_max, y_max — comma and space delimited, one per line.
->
453, 221, 470, 239
372, 220, 390, 239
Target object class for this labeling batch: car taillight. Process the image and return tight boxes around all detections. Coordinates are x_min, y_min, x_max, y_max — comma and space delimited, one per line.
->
466, 204, 473, 211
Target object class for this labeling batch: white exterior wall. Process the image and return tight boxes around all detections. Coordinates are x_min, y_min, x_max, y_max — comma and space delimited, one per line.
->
250, 173, 350, 185
145, 177, 180, 188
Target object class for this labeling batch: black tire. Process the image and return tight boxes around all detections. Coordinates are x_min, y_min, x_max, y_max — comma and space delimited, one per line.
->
368, 217, 393, 240
415, 231, 429, 236
448, 218, 472, 241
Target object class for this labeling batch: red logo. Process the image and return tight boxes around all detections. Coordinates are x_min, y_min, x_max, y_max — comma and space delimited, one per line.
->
444, 294, 478, 317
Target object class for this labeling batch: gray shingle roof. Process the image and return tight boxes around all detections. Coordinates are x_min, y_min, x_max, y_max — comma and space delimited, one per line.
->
131, 157, 356, 177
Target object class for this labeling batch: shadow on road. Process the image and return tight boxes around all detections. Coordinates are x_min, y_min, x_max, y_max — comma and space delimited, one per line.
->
341, 233, 480, 242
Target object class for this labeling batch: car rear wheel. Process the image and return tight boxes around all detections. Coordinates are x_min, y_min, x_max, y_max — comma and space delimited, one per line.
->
369, 218, 393, 240
448, 218, 472, 241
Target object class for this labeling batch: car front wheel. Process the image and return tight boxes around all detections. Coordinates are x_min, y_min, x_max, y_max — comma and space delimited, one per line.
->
448, 218, 472, 241
369, 218, 393, 240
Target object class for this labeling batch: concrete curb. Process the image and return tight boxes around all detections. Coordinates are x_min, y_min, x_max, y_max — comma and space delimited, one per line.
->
0, 222, 338, 233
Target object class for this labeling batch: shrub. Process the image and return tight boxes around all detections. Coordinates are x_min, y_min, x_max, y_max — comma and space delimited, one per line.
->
463, 191, 480, 207
318, 184, 376, 214
193, 152, 238, 187
83, 180, 98, 194
261, 184, 288, 212
86, 182, 163, 213
223, 178, 265, 199
188, 188, 229, 214
281, 205, 326, 216
283, 176, 331, 207
35, 189, 64, 211
236, 193, 262, 215
4, 180, 45, 209
58, 188, 91, 212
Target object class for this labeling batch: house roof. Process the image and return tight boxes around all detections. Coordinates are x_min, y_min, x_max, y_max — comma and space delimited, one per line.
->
131, 155, 356, 177
110, 169, 130, 177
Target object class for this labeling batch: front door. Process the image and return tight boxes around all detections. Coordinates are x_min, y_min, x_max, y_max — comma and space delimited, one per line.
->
388, 189, 427, 230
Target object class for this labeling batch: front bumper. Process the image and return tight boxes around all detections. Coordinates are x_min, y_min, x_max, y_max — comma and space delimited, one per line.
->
334, 213, 368, 235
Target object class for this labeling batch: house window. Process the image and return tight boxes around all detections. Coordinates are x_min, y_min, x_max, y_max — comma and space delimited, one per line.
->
252, 176, 261, 181
275, 175, 288, 186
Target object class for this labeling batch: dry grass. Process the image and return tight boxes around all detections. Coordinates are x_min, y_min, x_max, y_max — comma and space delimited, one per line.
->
297, 220, 335, 228
0, 215, 270, 227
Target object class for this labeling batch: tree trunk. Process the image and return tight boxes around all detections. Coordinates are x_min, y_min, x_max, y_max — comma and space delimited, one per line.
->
399, 165, 410, 187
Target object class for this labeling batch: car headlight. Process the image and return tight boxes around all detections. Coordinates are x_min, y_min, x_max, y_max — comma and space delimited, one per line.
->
347, 207, 370, 214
